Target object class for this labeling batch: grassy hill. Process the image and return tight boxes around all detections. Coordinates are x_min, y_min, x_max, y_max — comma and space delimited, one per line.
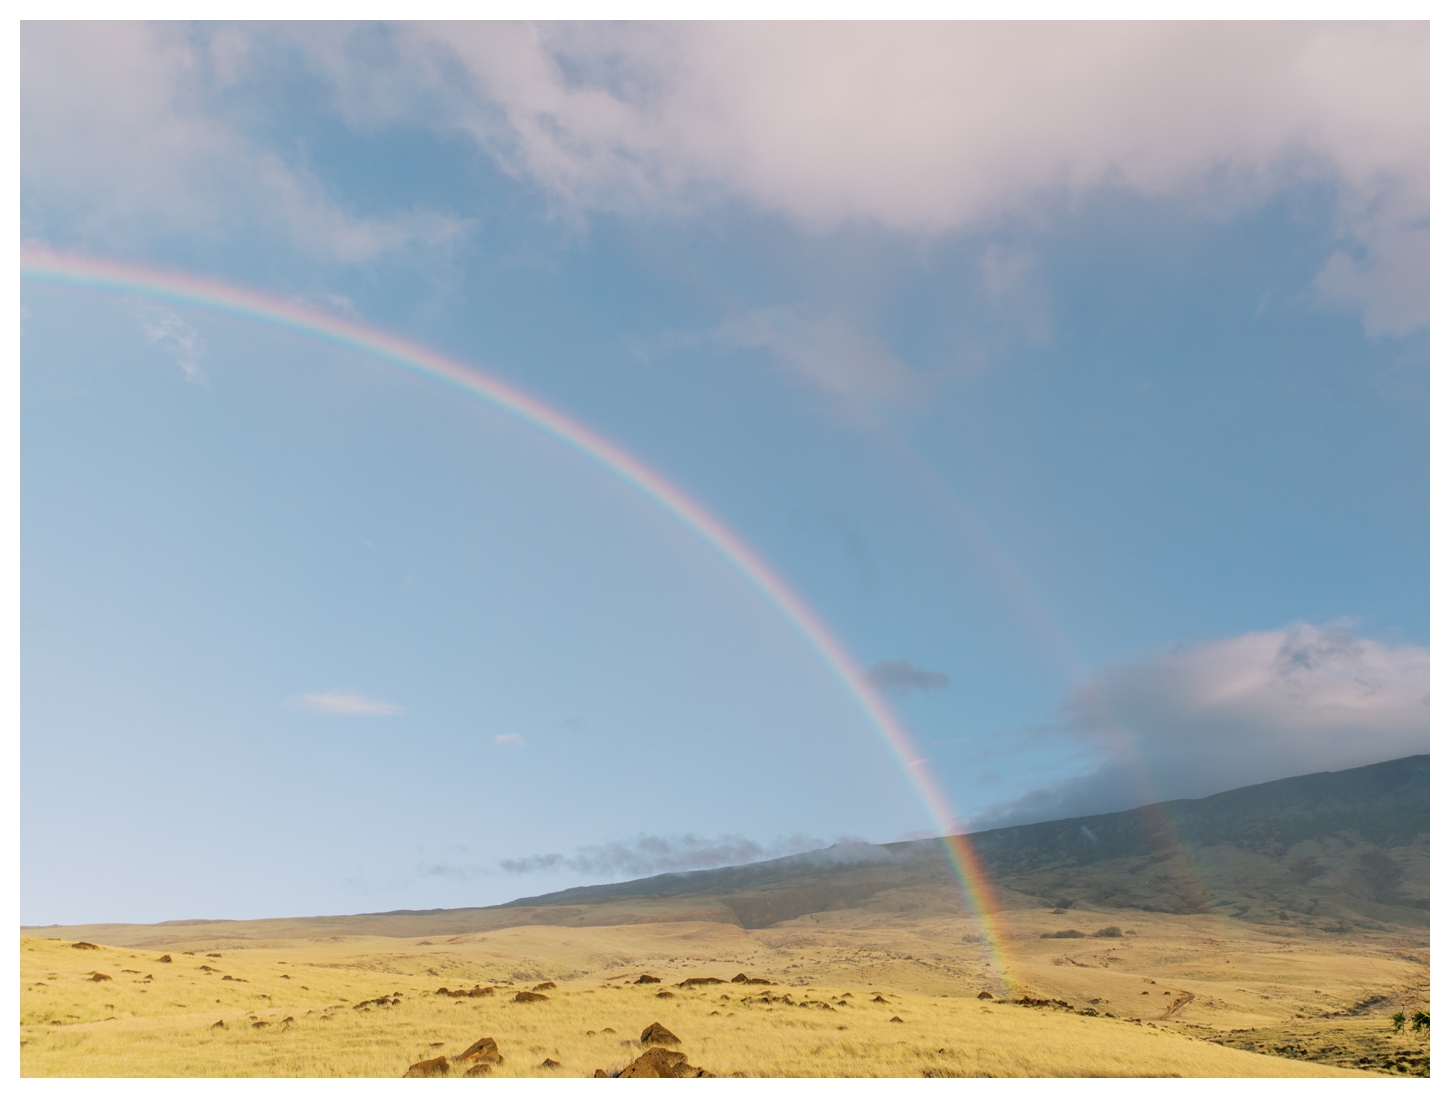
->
20, 755, 1429, 1077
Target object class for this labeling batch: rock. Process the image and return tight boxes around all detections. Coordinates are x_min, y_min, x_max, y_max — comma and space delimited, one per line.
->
464, 1064, 492, 1077
678, 977, 724, 987
977, 991, 994, 999
594, 1069, 608, 1078
533, 981, 557, 991
656, 991, 675, 999
455, 1037, 502, 1065
207, 953, 222, 958
158, 955, 172, 963
435, 987, 451, 996
210, 1020, 226, 1030
541, 1058, 561, 1068
618, 1048, 713, 1078
467, 986, 494, 997
871, 995, 889, 1003
889, 1016, 904, 1023
602, 1027, 616, 1033
640, 1022, 680, 1046
404, 1055, 450, 1078
513, 991, 548, 1003
731, 973, 749, 983
635, 974, 661, 984
89, 973, 112, 982
72, 942, 99, 950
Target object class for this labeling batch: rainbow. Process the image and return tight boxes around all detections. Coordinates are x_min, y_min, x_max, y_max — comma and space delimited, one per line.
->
20, 246, 1016, 989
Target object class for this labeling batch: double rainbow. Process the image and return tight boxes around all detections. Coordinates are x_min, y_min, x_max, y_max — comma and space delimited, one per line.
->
21, 247, 1015, 988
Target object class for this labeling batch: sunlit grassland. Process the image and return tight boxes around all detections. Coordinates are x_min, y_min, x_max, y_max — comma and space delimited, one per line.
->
19, 926, 1378, 1078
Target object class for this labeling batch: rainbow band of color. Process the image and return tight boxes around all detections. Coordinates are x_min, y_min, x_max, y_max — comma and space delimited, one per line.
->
20, 247, 1014, 989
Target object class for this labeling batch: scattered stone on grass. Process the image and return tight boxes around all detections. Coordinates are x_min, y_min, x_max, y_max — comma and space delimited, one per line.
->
533, 981, 557, 991
72, 942, 98, 950
890, 1016, 904, 1023
617, 1047, 714, 1078
635, 974, 661, 984
464, 1064, 492, 1077
514, 991, 549, 1003
455, 1036, 502, 1065
977, 991, 994, 999
541, 1058, 562, 1068
641, 1021, 680, 1046
404, 1055, 450, 1078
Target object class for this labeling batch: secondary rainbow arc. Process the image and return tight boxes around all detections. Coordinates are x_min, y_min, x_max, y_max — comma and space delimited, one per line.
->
21, 246, 1014, 990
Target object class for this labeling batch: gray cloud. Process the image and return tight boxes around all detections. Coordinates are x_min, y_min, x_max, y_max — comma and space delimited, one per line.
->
501, 832, 822, 878
866, 660, 950, 696
970, 622, 1429, 830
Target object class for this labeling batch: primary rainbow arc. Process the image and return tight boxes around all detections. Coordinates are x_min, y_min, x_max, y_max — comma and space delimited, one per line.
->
20, 246, 1015, 989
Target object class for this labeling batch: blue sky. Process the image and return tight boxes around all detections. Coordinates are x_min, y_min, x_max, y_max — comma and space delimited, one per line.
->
20, 22, 1429, 925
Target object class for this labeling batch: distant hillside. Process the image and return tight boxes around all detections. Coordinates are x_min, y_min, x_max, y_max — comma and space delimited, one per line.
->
25, 755, 1428, 945
500, 754, 1428, 929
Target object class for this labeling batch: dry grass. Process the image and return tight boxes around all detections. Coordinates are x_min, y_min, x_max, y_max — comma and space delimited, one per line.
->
19, 919, 1393, 1078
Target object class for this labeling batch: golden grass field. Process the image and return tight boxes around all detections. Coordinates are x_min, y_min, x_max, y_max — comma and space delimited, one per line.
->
19, 898, 1429, 1078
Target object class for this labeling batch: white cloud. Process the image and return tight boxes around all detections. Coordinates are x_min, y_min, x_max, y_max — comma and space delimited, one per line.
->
139, 306, 203, 383
21, 24, 1427, 333
299, 693, 403, 716
402, 22, 1425, 334
715, 308, 924, 421
494, 733, 525, 746
20, 22, 471, 264
972, 622, 1429, 828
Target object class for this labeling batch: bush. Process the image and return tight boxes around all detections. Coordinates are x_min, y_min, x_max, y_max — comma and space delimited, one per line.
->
1093, 927, 1124, 938
1039, 929, 1086, 939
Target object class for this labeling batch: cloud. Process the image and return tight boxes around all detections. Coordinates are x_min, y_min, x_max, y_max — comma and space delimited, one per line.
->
636, 308, 924, 423
398, 22, 1424, 334
717, 308, 925, 421
298, 693, 403, 716
493, 733, 525, 746
971, 622, 1429, 829
21, 22, 472, 265
501, 832, 822, 877
139, 306, 204, 383
866, 660, 950, 696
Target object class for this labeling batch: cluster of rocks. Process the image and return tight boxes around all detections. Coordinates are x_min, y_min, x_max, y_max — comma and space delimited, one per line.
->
403, 1022, 717, 1079
435, 985, 494, 999
632, 972, 772, 987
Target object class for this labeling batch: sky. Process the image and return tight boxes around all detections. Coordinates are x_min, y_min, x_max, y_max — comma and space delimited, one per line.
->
18, 21, 1429, 926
